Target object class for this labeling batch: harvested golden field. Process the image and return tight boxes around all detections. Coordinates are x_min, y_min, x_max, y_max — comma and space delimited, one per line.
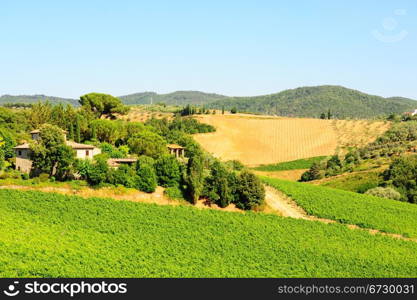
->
194, 114, 390, 166
118, 106, 175, 122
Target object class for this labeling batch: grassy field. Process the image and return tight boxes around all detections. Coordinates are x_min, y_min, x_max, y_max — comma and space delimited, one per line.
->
194, 114, 390, 166
1, 189, 417, 277
262, 177, 417, 238
253, 156, 327, 171
317, 171, 383, 193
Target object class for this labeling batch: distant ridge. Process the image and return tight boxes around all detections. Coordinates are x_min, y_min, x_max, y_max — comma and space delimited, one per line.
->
0, 94, 79, 106
207, 85, 417, 119
1, 86, 416, 119
119, 91, 227, 105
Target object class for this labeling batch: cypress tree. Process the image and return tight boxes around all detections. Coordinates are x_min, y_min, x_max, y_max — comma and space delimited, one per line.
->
75, 115, 81, 143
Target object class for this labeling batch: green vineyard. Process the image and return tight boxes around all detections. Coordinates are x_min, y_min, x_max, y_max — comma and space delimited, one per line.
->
262, 177, 417, 238
0, 189, 417, 277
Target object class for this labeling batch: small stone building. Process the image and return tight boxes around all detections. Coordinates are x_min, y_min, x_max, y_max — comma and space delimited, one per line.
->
167, 144, 185, 158
14, 130, 101, 174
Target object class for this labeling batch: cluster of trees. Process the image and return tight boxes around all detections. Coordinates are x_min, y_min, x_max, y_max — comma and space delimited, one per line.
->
180, 105, 216, 116
76, 154, 180, 194
300, 152, 361, 181
382, 155, 417, 203
319, 109, 332, 120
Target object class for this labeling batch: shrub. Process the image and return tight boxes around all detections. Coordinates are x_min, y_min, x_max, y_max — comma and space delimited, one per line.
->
107, 165, 138, 189
365, 187, 402, 201
235, 171, 265, 210
154, 155, 181, 187
39, 173, 50, 182
164, 186, 184, 200
21, 173, 30, 180
136, 164, 157, 193
86, 158, 109, 186
225, 160, 245, 171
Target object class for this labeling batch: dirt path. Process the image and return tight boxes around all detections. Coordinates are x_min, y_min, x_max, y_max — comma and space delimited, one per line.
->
264, 185, 417, 242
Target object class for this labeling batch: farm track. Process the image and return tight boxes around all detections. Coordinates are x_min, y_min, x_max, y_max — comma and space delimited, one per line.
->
264, 185, 417, 243
1, 183, 414, 243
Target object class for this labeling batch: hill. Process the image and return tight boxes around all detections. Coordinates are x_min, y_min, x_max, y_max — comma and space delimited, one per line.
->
193, 114, 390, 166
1, 188, 417, 277
0, 94, 79, 106
119, 91, 227, 105
2, 86, 415, 119
208, 86, 417, 119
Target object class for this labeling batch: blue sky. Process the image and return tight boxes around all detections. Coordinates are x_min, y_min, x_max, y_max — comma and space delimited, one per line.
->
1, 0, 416, 99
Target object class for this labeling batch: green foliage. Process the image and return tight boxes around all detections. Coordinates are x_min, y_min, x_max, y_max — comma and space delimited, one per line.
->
300, 161, 325, 181
154, 155, 181, 187
100, 143, 127, 158
186, 154, 205, 203
383, 155, 417, 203
119, 91, 226, 106
254, 156, 328, 171
30, 124, 75, 179
230, 107, 237, 114
79, 93, 128, 118
136, 162, 157, 193
74, 159, 93, 180
207, 85, 417, 119
365, 187, 402, 201
89, 120, 123, 144
107, 164, 138, 189
224, 160, 245, 171
0, 129, 16, 160
164, 186, 185, 200
75, 115, 81, 143
262, 177, 417, 238
128, 131, 167, 159
320, 171, 382, 193
204, 161, 236, 207
235, 170, 265, 210
85, 158, 109, 186
146, 116, 215, 135
2, 189, 417, 277
0, 94, 78, 106
38, 173, 50, 182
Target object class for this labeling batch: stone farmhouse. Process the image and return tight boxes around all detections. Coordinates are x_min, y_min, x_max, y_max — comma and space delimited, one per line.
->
14, 130, 101, 174
14, 130, 186, 174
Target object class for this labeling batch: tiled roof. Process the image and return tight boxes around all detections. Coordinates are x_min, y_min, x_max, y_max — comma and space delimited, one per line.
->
167, 144, 185, 149
13, 143, 30, 149
66, 141, 96, 149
